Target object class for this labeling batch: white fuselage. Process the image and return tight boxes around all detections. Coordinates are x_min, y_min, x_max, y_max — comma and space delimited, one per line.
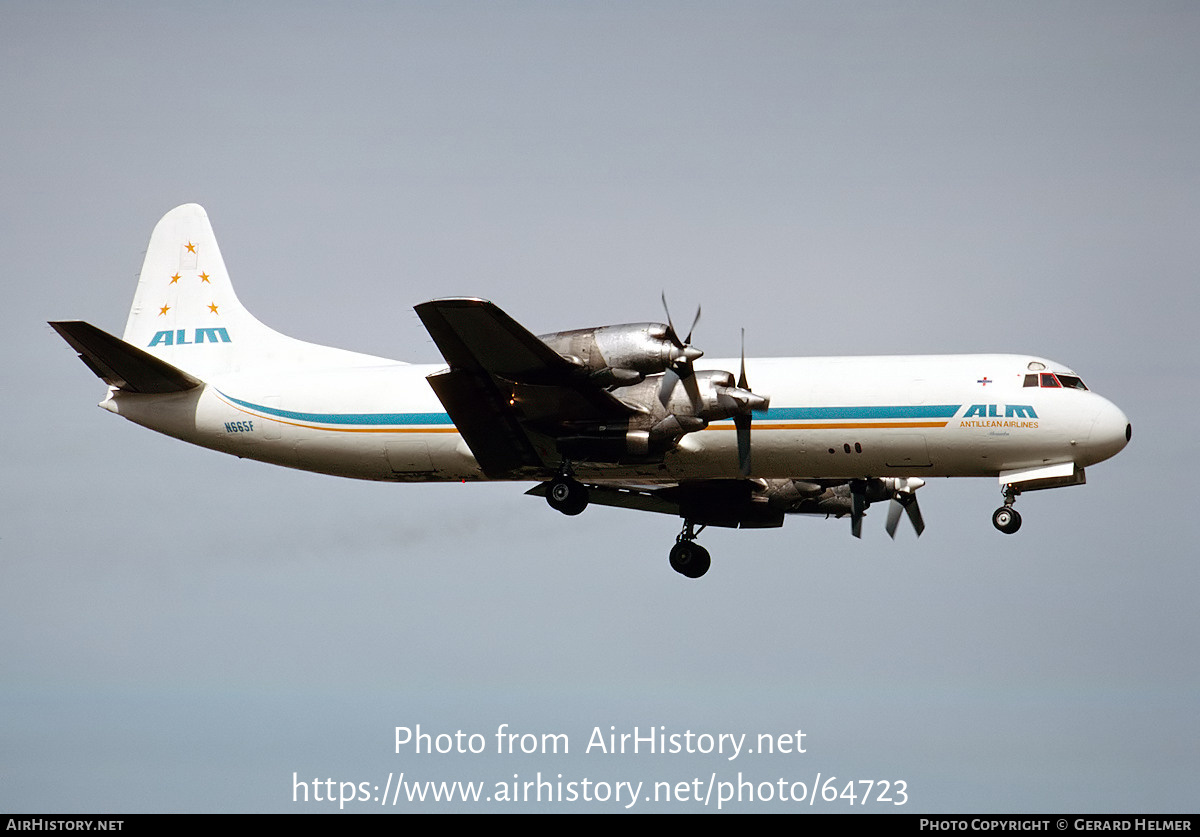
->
100, 352, 1130, 485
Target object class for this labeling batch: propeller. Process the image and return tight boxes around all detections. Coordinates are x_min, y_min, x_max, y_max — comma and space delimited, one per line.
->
656, 296, 769, 473
884, 478, 926, 539
662, 292, 702, 354
850, 477, 926, 539
659, 293, 703, 408
731, 329, 771, 476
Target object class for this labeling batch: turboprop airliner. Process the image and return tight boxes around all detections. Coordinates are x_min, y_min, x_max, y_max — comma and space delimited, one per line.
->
51, 204, 1131, 578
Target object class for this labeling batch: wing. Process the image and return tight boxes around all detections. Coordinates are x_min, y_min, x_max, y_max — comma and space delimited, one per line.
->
526, 479, 788, 529
527, 476, 922, 537
414, 298, 636, 478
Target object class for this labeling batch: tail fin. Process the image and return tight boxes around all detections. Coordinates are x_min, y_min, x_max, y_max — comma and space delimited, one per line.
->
122, 204, 388, 380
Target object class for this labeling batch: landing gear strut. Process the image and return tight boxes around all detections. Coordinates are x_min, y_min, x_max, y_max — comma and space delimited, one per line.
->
669, 520, 710, 578
992, 484, 1022, 534
545, 467, 589, 516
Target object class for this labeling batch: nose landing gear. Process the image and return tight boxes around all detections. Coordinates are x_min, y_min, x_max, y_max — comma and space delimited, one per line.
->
992, 484, 1022, 534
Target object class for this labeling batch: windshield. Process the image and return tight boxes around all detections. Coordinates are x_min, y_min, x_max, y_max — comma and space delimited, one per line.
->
1023, 372, 1088, 390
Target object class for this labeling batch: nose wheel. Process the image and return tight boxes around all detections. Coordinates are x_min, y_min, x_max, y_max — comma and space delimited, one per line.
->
669, 520, 710, 578
992, 484, 1022, 534
992, 506, 1022, 534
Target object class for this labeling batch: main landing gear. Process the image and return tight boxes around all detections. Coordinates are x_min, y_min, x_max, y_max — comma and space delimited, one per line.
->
545, 474, 589, 516
669, 520, 710, 578
992, 484, 1022, 534
542, 467, 712, 579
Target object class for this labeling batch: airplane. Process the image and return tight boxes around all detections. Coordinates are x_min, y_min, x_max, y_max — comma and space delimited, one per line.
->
50, 204, 1132, 578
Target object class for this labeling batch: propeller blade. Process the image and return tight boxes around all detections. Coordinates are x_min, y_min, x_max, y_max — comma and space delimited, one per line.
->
661, 292, 683, 348
850, 486, 866, 539
734, 328, 754, 476
661, 292, 702, 354
658, 368, 679, 408
886, 498, 903, 539
738, 328, 748, 390
684, 305, 701, 346
734, 413, 751, 476
680, 366, 702, 408
904, 494, 926, 536
659, 367, 701, 413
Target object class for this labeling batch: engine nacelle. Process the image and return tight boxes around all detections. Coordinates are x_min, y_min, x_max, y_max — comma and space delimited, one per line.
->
757, 480, 855, 516
539, 322, 702, 381
758, 479, 826, 509
557, 421, 697, 462
663, 370, 770, 423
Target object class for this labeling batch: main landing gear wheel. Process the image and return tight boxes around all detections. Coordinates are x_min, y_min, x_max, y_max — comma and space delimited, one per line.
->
669, 541, 711, 579
546, 476, 589, 516
669, 519, 710, 578
992, 506, 1022, 534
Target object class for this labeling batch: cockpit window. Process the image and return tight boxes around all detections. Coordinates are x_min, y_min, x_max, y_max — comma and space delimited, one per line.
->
1024, 372, 1089, 390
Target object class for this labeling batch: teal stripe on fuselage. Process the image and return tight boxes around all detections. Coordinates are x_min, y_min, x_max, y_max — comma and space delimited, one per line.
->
220, 391, 960, 428
762, 405, 960, 420
218, 392, 454, 426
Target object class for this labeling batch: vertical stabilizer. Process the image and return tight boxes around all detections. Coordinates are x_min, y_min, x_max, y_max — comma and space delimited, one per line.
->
122, 204, 389, 380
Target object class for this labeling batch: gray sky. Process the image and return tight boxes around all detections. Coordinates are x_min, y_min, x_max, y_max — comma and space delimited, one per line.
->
3, 2, 1197, 812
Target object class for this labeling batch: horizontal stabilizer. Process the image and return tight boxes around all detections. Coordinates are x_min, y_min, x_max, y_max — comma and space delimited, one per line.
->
49, 320, 203, 393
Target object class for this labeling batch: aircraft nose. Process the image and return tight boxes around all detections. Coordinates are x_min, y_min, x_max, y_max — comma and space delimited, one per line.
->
1087, 397, 1131, 464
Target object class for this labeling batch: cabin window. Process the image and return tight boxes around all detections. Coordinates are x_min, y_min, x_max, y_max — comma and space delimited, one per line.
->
1024, 374, 1039, 387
